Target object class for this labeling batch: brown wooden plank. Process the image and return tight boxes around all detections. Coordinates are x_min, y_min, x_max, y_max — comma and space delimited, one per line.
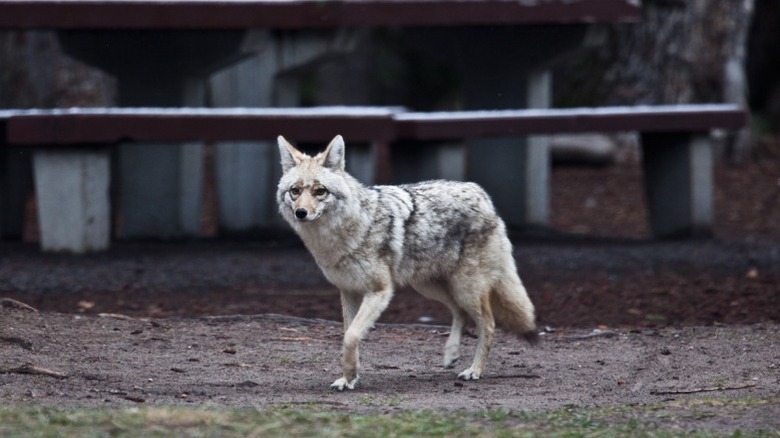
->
0, 0, 640, 29
4, 105, 747, 146
6, 109, 397, 145
394, 106, 748, 140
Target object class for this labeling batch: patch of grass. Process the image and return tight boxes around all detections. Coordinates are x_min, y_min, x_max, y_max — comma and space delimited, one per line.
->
577, 397, 780, 438
356, 394, 405, 408
0, 397, 777, 438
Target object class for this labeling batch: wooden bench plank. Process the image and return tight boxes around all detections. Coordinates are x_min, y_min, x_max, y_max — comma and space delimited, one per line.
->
394, 105, 748, 140
3, 104, 747, 147
5, 107, 398, 145
1, 104, 749, 246
394, 104, 748, 238
0, 0, 640, 29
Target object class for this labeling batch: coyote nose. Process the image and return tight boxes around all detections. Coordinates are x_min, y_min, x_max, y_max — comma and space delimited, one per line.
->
295, 208, 308, 219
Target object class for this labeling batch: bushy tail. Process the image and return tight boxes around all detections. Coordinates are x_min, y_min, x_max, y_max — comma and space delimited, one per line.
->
490, 269, 539, 345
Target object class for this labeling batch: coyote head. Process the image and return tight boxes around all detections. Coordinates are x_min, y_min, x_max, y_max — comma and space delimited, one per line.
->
276, 135, 347, 223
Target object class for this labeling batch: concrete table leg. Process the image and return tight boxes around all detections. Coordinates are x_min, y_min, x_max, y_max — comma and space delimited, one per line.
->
392, 142, 465, 184
210, 30, 362, 234
33, 150, 110, 253
641, 132, 714, 237
57, 30, 254, 240
344, 142, 378, 185
524, 69, 552, 225
211, 50, 281, 233
449, 26, 588, 229
118, 141, 203, 238
117, 79, 205, 239
465, 69, 551, 228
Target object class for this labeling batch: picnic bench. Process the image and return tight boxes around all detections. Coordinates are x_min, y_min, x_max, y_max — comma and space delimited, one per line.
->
394, 104, 748, 238
0, 104, 747, 251
0, 107, 399, 252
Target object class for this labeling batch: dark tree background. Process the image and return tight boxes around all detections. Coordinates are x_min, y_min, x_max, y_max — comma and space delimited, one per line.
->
0, 31, 115, 108
555, 1, 754, 105
554, 0, 762, 159
748, 0, 780, 133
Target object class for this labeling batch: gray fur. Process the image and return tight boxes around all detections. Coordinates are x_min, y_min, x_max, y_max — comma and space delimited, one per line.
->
277, 135, 537, 390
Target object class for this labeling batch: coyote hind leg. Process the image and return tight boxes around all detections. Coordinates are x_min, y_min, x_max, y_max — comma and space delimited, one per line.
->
412, 281, 467, 368
454, 287, 495, 381
443, 308, 468, 368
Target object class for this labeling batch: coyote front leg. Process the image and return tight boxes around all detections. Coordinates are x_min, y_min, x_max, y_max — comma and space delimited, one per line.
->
331, 288, 393, 391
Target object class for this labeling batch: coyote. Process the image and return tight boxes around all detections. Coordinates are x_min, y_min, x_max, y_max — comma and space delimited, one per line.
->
276, 135, 537, 390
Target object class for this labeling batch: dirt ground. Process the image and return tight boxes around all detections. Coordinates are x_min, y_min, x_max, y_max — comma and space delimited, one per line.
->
1, 308, 778, 424
1, 157, 779, 433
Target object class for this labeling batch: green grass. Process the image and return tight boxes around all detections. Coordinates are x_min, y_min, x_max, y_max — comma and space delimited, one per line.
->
0, 397, 777, 438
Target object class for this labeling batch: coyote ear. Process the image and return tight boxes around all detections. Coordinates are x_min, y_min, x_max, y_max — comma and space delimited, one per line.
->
320, 135, 345, 171
278, 136, 304, 172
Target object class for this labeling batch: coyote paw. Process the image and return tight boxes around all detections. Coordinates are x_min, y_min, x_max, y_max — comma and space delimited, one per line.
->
443, 349, 460, 369
330, 375, 359, 391
457, 368, 481, 381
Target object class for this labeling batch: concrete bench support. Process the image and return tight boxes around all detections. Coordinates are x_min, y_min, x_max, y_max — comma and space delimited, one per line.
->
117, 79, 205, 239
210, 30, 360, 234
394, 105, 745, 238
465, 69, 552, 227
524, 69, 552, 225
392, 142, 465, 184
214, 141, 277, 233
641, 132, 714, 237
118, 141, 203, 238
211, 53, 280, 233
57, 29, 260, 239
6, 104, 743, 247
345, 142, 380, 184
459, 26, 587, 227
32, 150, 110, 253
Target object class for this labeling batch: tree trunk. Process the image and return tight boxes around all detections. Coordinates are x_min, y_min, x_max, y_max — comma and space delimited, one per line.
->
555, 0, 755, 159
602, 0, 752, 106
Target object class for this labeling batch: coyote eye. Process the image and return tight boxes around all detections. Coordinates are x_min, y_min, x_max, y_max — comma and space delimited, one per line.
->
314, 187, 328, 197
289, 187, 301, 197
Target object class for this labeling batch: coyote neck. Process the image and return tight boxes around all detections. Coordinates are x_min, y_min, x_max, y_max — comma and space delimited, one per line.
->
295, 182, 376, 269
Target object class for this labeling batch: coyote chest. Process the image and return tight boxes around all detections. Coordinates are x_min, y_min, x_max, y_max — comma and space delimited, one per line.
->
301, 185, 415, 292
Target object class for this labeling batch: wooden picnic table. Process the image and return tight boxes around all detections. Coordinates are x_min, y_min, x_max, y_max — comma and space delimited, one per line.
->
0, 0, 641, 251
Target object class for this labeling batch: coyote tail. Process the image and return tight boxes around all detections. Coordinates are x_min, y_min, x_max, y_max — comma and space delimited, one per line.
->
490, 271, 539, 345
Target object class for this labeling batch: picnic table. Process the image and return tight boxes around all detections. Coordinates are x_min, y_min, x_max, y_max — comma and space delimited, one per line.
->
1, 103, 747, 248
0, 0, 645, 252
